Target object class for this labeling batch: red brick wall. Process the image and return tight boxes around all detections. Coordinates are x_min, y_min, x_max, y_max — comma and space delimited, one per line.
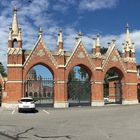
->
3, 39, 138, 104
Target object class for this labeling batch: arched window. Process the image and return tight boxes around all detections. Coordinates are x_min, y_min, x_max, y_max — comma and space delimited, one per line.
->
129, 50, 132, 57
13, 39, 17, 48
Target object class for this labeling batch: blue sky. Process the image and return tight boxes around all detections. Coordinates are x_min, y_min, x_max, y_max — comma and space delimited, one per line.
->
0, 0, 140, 70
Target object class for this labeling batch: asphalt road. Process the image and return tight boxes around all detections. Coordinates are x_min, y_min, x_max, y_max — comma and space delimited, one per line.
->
0, 105, 140, 140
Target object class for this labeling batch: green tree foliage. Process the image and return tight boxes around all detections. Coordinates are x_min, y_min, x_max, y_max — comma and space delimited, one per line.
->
0, 62, 7, 77
104, 70, 118, 83
100, 47, 121, 55
78, 67, 89, 80
68, 69, 76, 81
100, 47, 108, 54
0, 62, 6, 94
68, 66, 90, 102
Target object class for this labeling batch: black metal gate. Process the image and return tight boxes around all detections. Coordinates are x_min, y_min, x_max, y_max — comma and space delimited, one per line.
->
115, 82, 122, 103
138, 84, 140, 103
25, 78, 54, 107
104, 81, 122, 104
67, 80, 91, 106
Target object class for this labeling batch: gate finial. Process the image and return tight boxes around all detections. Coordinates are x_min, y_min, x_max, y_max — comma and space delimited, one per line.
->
38, 27, 43, 38
11, 6, 19, 36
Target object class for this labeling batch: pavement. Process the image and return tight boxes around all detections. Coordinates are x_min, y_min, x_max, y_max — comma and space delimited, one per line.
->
0, 104, 140, 140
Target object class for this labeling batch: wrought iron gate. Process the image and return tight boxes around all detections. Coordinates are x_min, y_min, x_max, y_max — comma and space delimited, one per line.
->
104, 81, 122, 104
67, 80, 91, 106
25, 78, 54, 107
115, 82, 122, 103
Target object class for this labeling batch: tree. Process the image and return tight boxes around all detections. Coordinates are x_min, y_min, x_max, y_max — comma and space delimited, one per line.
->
78, 67, 89, 80
68, 69, 76, 81
0, 62, 7, 77
100, 47, 121, 55
0, 62, 6, 94
100, 47, 108, 54
68, 66, 90, 103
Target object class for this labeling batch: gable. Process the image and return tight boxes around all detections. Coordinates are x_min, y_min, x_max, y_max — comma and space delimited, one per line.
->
23, 37, 57, 68
65, 40, 95, 70
103, 46, 126, 73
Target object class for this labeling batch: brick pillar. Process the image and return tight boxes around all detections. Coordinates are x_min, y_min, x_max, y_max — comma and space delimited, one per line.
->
91, 81, 104, 106
122, 72, 138, 104
122, 84, 138, 104
54, 67, 68, 108
4, 67, 23, 103
3, 47, 23, 107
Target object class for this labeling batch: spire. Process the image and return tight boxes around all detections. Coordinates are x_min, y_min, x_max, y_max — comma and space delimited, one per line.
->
38, 27, 43, 38
92, 37, 96, 49
8, 27, 12, 40
96, 34, 100, 47
75, 32, 82, 45
57, 29, 63, 50
107, 42, 111, 48
12, 6, 19, 36
112, 39, 116, 45
125, 23, 131, 44
122, 43, 125, 54
93, 34, 101, 56
8, 7, 22, 48
78, 31, 83, 41
57, 29, 63, 45
122, 24, 135, 61
92, 37, 96, 54
17, 28, 22, 41
132, 42, 135, 53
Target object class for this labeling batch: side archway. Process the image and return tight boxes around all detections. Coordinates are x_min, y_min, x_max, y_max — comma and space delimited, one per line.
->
24, 64, 54, 107
103, 67, 124, 104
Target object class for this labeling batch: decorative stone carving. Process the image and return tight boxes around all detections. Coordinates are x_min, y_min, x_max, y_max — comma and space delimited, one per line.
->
57, 49, 64, 56
123, 57, 136, 63
37, 49, 45, 57
78, 52, 85, 59
112, 55, 118, 62
95, 52, 101, 58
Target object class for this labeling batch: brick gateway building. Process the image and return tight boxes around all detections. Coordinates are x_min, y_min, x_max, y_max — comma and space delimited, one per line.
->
0, 8, 140, 108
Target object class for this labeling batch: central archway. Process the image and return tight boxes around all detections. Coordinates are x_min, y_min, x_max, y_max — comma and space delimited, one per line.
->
67, 65, 91, 107
25, 64, 54, 107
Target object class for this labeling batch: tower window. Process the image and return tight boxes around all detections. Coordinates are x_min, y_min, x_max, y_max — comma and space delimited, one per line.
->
13, 39, 17, 48
129, 50, 132, 57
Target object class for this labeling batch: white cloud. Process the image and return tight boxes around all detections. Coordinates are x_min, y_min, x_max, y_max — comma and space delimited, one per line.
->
52, 0, 76, 13
52, 4, 68, 13
79, 0, 119, 11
